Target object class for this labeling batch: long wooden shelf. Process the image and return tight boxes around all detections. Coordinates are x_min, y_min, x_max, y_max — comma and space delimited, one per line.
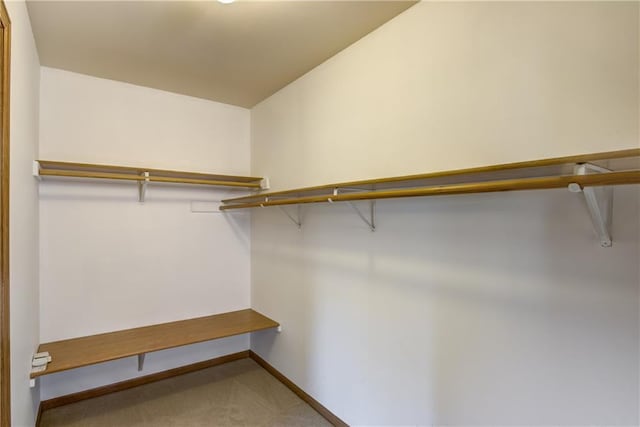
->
221, 149, 640, 210
31, 309, 279, 378
37, 160, 264, 189
222, 171, 640, 209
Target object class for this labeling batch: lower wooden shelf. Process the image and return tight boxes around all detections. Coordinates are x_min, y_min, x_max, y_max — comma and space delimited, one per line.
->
31, 309, 279, 378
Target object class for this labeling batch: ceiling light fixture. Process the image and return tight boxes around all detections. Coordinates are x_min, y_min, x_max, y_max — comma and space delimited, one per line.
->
218, 0, 235, 4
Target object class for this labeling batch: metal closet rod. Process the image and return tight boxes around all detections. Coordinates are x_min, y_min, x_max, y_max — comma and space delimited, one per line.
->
219, 170, 640, 210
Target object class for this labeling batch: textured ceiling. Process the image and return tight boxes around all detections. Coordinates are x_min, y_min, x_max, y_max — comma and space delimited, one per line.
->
27, 1, 417, 107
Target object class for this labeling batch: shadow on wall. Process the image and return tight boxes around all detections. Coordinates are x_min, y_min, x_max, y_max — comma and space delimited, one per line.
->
250, 186, 639, 425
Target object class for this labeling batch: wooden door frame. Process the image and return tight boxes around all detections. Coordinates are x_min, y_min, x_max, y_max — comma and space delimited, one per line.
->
0, 1, 9, 426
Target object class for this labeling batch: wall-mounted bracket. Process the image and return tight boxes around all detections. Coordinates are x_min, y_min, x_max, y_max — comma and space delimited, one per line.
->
331, 188, 375, 231
278, 204, 302, 229
137, 353, 146, 371
33, 160, 42, 180
138, 172, 150, 203
260, 177, 270, 190
568, 163, 613, 247
346, 200, 376, 232
30, 351, 52, 387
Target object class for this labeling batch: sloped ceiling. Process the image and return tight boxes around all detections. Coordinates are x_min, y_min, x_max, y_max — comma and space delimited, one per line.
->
27, 1, 417, 107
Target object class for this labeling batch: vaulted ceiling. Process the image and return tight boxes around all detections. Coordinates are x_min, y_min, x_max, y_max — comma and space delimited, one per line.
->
26, 1, 417, 107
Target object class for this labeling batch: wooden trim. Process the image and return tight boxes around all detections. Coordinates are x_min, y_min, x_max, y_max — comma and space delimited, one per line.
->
39, 169, 156, 182
35, 350, 346, 427
249, 351, 348, 427
35, 404, 43, 427
37, 351, 250, 419
221, 170, 640, 210
0, 2, 9, 425
222, 148, 640, 204
38, 160, 263, 183
32, 309, 278, 378
148, 175, 260, 188
39, 168, 262, 188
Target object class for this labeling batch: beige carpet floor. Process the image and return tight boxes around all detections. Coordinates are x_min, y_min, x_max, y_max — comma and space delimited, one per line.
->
39, 358, 332, 427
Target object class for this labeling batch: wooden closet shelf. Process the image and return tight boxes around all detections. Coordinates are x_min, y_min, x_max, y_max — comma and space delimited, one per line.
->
31, 309, 279, 378
221, 148, 640, 209
221, 170, 640, 210
37, 160, 264, 189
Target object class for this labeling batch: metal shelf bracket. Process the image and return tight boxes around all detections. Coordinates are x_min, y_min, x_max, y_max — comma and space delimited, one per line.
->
568, 163, 613, 247
33, 160, 41, 180
278, 204, 302, 229
332, 188, 375, 231
347, 200, 376, 232
260, 177, 270, 190
138, 353, 146, 371
138, 172, 150, 203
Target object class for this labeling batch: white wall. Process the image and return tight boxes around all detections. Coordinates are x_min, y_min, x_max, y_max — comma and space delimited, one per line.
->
252, 2, 637, 188
6, 0, 41, 425
38, 67, 252, 399
250, 2, 639, 425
